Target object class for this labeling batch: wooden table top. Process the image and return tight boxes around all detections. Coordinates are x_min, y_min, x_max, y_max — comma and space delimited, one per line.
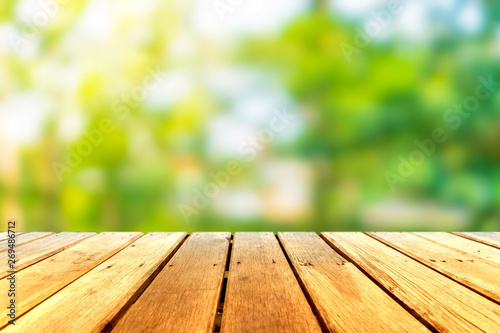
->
1, 231, 500, 332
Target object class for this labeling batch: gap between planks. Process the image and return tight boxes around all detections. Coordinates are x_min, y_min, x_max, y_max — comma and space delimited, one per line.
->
0, 232, 144, 329
277, 232, 429, 333
213, 235, 232, 333
323, 232, 500, 332
8, 232, 500, 333
318, 233, 438, 332
3, 233, 187, 332
276, 234, 329, 333
367, 232, 500, 304
112, 232, 230, 333
452, 232, 500, 250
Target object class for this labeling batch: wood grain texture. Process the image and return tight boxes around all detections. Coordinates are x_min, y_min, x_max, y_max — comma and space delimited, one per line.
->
453, 232, 500, 250
4, 231, 500, 332
113, 232, 230, 333
369, 232, 500, 303
322, 232, 500, 333
0, 232, 24, 242
221, 232, 322, 333
0, 232, 142, 328
3, 232, 187, 333
0, 232, 54, 251
278, 232, 428, 333
0, 232, 96, 278
414, 232, 500, 265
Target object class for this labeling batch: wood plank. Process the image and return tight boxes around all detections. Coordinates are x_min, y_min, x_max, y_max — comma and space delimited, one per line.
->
278, 232, 428, 333
3, 232, 187, 333
0, 232, 96, 279
413, 232, 500, 265
453, 232, 500, 250
0, 232, 24, 242
113, 232, 230, 333
0, 232, 54, 251
322, 232, 500, 333
0, 232, 143, 328
369, 232, 500, 303
220, 232, 322, 333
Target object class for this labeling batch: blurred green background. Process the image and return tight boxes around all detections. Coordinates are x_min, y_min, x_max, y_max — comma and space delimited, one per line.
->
0, 0, 499, 232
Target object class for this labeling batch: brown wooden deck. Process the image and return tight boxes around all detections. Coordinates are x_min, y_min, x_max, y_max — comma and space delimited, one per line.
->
2, 232, 500, 332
